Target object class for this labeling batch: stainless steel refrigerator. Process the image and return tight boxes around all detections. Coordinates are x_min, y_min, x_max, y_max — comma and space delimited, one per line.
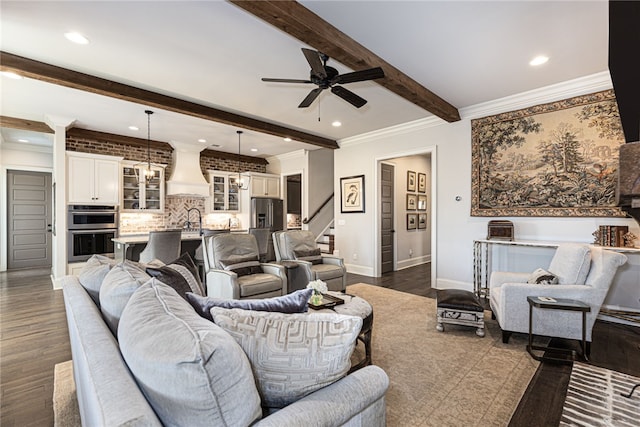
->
250, 197, 283, 262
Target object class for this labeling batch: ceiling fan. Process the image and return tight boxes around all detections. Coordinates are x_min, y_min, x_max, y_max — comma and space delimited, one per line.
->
261, 48, 385, 109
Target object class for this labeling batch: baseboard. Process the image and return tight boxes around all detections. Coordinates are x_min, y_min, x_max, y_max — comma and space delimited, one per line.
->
345, 263, 374, 277
397, 255, 430, 270
52, 274, 64, 290
434, 278, 473, 292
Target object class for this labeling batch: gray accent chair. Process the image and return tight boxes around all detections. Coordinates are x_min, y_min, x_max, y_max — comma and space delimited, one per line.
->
490, 243, 627, 347
202, 233, 287, 299
273, 230, 346, 293
138, 230, 182, 264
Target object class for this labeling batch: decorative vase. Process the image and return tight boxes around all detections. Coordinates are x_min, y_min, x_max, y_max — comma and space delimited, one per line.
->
310, 292, 323, 305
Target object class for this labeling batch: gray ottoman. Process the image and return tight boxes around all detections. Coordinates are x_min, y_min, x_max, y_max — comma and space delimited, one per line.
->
315, 292, 374, 371
436, 289, 485, 337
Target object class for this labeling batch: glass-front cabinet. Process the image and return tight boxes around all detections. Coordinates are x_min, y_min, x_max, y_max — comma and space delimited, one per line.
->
121, 162, 165, 212
207, 171, 239, 212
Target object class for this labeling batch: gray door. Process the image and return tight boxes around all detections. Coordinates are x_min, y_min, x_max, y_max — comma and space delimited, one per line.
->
7, 170, 52, 269
381, 163, 394, 274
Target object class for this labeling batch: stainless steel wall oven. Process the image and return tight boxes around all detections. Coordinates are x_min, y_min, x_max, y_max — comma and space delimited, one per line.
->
67, 205, 118, 262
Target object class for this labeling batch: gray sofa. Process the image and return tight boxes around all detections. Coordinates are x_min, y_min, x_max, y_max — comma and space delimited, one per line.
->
62, 272, 389, 426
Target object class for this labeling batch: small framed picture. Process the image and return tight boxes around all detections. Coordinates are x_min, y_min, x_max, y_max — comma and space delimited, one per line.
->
406, 193, 417, 210
417, 195, 427, 211
418, 173, 427, 193
407, 170, 416, 192
418, 213, 427, 229
340, 175, 365, 213
407, 213, 417, 230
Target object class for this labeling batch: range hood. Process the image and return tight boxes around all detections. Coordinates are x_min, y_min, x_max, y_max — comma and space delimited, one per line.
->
165, 141, 210, 197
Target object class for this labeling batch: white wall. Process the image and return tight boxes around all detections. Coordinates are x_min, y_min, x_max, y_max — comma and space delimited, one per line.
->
334, 72, 640, 314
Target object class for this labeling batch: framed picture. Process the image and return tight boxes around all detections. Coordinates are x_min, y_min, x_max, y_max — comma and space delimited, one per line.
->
418, 173, 427, 193
418, 213, 427, 229
340, 174, 365, 213
407, 213, 417, 230
406, 193, 417, 210
471, 89, 625, 217
417, 195, 427, 211
407, 170, 416, 192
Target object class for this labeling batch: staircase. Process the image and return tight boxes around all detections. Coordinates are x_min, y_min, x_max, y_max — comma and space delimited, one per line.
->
316, 224, 335, 255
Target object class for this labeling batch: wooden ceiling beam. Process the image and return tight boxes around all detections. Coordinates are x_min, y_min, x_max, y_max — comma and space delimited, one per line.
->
0, 115, 53, 133
0, 51, 339, 150
230, 0, 461, 123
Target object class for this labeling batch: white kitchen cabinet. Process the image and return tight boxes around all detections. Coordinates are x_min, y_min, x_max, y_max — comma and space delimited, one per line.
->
121, 162, 166, 212
249, 173, 280, 198
206, 171, 240, 212
67, 152, 122, 205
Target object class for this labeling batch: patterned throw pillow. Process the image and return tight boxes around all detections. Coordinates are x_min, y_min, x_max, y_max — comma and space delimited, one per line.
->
210, 307, 361, 409
186, 288, 313, 321
293, 248, 323, 265
219, 255, 262, 277
145, 253, 204, 299
527, 268, 559, 285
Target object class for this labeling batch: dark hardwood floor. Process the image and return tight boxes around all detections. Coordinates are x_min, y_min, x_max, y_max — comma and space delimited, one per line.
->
1, 263, 637, 426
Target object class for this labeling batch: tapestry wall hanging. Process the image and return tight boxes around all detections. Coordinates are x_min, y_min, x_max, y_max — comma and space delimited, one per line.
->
471, 89, 626, 217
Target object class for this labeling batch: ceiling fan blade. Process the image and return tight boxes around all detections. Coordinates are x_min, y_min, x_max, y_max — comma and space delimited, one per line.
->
333, 67, 385, 85
301, 48, 327, 79
262, 78, 313, 84
298, 88, 323, 108
331, 86, 367, 108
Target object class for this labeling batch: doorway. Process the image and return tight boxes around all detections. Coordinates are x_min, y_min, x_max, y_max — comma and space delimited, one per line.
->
380, 163, 394, 274
285, 174, 302, 230
6, 170, 52, 269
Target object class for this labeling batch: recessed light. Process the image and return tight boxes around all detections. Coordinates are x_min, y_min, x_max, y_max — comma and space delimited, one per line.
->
198, 138, 207, 143
250, 148, 258, 152
64, 31, 89, 45
128, 125, 139, 131
283, 137, 292, 142
529, 55, 549, 66
332, 121, 342, 127
1, 71, 23, 80
18, 139, 29, 143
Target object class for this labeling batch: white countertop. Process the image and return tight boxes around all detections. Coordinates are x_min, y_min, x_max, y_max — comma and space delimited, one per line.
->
113, 230, 247, 245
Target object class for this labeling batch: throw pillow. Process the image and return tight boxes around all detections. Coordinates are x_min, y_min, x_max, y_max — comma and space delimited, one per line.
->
186, 288, 313, 321
99, 261, 151, 335
527, 268, 559, 285
145, 253, 204, 299
294, 248, 323, 265
548, 243, 591, 285
119, 279, 262, 427
210, 307, 362, 409
78, 254, 117, 306
219, 255, 262, 277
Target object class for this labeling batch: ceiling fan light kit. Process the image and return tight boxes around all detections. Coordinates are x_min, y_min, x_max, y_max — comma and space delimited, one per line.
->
261, 48, 385, 109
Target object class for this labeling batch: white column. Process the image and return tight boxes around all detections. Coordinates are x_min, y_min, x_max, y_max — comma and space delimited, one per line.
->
45, 114, 75, 288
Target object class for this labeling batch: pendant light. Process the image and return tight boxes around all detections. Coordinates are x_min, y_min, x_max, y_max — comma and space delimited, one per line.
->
134, 110, 157, 184
235, 130, 250, 190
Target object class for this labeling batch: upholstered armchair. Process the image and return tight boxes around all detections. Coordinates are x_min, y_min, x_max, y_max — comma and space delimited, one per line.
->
490, 243, 627, 347
273, 230, 346, 292
202, 233, 287, 299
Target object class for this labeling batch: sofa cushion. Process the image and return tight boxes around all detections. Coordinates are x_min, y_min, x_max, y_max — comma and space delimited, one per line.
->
145, 253, 204, 298
118, 279, 262, 427
548, 243, 591, 285
210, 307, 361, 409
527, 268, 559, 285
78, 254, 117, 306
99, 261, 151, 335
219, 255, 262, 277
186, 288, 313, 321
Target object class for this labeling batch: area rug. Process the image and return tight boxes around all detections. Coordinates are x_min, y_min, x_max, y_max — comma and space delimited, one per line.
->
347, 283, 540, 426
53, 284, 540, 426
559, 362, 640, 426
53, 360, 81, 427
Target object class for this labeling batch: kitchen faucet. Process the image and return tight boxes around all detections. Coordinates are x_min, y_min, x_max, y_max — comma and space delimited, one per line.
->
185, 207, 203, 235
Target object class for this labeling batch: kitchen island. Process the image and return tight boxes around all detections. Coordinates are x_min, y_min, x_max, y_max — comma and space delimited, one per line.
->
113, 230, 247, 262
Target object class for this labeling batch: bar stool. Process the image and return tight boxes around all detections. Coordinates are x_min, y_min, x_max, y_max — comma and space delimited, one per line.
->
138, 230, 182, 264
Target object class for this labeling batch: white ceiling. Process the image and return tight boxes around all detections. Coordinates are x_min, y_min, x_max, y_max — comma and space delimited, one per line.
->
0, 0, 609, 157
